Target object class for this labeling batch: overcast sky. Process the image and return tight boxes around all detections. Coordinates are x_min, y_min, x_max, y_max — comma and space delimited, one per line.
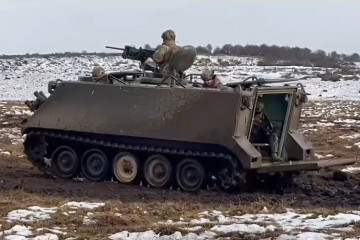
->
1, 0, 359, 55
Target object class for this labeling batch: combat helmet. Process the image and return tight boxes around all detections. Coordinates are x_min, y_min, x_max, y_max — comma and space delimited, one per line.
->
161, 29, 176, 42
201, 69, 215, 81
92, 66, 106, 78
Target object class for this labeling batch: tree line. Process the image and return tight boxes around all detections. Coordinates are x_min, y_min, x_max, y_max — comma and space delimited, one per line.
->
144, 43, 360, 68
2, 43, 359, 68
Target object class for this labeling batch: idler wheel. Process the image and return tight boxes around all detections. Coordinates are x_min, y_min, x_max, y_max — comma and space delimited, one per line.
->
176, 158, 205, 192
51, 146, 80, 179
144, 154, 172, 188
113, 152, 140, 184
81, 149, 110, 182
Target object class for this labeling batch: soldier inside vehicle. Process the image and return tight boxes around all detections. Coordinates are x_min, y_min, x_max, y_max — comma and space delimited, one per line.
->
250, 96, 289, 162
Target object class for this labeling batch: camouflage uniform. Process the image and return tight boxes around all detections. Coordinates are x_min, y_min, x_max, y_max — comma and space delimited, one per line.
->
153, 30, 179, 75
201, 70, 222, 89
250, 102, 281, 162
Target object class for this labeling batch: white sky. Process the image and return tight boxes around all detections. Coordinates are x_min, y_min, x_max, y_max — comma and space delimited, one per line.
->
0, 0, 359, 55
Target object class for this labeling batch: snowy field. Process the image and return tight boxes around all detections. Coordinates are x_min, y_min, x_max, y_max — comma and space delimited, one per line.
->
0, 54, 359, 101
3, 201, 360, 240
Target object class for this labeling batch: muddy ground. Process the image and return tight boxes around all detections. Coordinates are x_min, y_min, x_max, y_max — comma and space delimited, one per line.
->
0, 100, 359, 239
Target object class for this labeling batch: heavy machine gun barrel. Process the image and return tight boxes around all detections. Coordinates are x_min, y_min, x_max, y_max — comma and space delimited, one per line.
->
106, 45, 156, 72
105, 46, 125, 51
105, 45, 155, 62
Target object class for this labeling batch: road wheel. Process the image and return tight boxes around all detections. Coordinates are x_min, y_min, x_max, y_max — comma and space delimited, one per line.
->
81, 149, 109, 182
51, 146, 80, 179
113, 152, 140, 184
144, 154, 172, 188
176, 158, 205, 192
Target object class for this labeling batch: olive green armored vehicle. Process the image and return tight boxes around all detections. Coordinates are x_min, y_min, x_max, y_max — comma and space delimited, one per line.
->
21, 45, 355, 192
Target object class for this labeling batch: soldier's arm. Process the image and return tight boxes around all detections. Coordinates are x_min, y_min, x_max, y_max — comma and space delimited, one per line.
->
263, 114, 273, 132
153, 45, 168, 64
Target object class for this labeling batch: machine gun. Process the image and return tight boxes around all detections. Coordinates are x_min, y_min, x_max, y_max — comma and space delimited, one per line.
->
106, 45, 156, 72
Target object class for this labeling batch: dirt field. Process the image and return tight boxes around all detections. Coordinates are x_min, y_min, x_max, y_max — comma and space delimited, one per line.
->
0, 100, 359, 239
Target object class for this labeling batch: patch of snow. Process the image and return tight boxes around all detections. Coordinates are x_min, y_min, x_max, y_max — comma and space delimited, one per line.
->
232, 211, 360, 232
340, 133, 360, 139
7, 206, 57, 222
342, 167, 360, 173
36, 228, 67, 235
32, 233, 59, 240
83, 215, 96, 225
277, 232, 332, 240
183, 226, 203, 232
109, 230, 213, 240
5, 236, 29, 240
198, 211, 208, 215
261, 206, 269, 213
62, 202, 105, 210
296, 232, 332, 240
189, 217, 211, 224
4, 225, 32, 237
109, 230, 158, 240
211, 223, 267, 234
315, 122, 335, 127
314, 153, 325, 159
276, 234, 297, 240
334, 119, 355, 123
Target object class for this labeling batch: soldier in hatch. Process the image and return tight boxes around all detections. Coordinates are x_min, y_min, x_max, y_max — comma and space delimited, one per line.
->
153, 29, 179, 76
250, 101, 282, 162
92, 66, 106, 78
91, 66, 107, 83
200, 70, 222, 89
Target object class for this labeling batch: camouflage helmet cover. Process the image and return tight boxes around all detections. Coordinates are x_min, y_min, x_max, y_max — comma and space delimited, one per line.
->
201, 69, 214, 81
92, 66, 105, 78
161, 29, 176, 41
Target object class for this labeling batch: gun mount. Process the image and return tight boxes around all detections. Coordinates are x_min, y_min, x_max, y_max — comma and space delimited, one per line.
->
89, 45, 198, 88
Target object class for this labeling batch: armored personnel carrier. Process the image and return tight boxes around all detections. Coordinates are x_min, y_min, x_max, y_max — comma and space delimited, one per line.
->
21, 45, 355, 192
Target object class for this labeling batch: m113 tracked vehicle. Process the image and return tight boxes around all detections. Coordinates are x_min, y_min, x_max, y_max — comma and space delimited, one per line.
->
21, 45, 355, 192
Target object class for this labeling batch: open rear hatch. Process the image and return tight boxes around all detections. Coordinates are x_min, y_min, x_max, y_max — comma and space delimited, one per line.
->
247, 87, 357, 173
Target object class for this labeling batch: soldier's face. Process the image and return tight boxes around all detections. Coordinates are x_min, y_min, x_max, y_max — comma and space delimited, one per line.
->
255, 103, 264, 114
